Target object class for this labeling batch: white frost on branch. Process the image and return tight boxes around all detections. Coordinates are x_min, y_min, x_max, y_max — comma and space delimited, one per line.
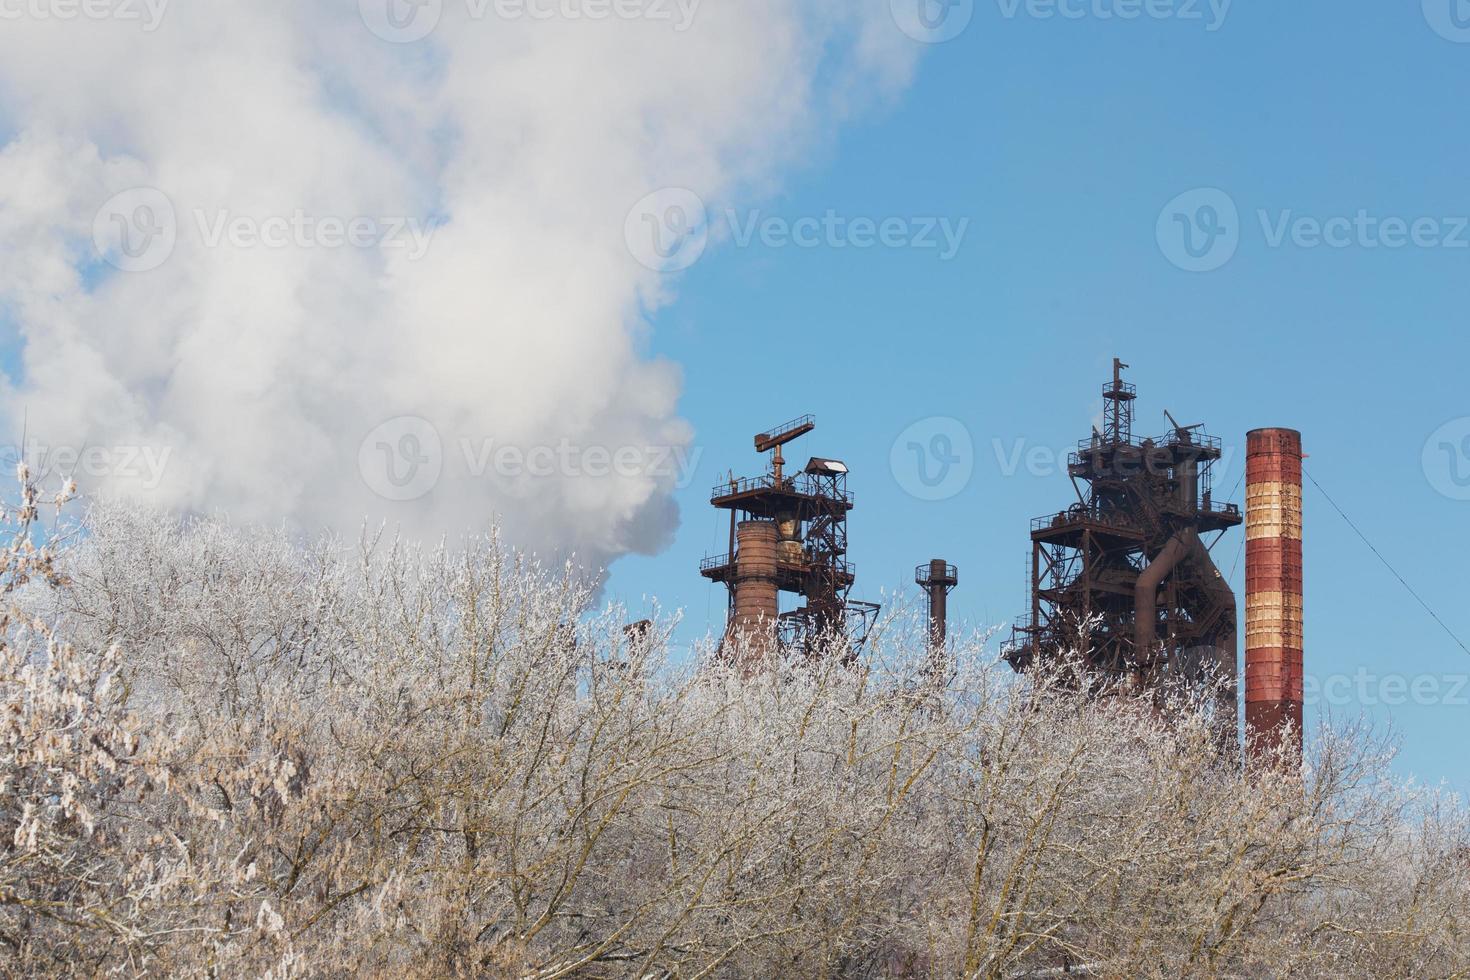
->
0, 495, 1464, 977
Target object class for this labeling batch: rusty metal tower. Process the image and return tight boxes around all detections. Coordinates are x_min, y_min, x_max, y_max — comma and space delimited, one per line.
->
700, 415, 880, 668
916, 559, 959, 653
1005, 360, 1243, 731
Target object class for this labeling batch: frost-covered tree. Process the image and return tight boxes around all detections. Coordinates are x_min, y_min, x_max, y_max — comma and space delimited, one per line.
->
0, 496, 1465, 977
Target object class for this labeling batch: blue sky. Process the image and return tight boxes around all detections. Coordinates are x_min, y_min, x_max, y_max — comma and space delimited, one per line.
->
0, 1, 1463, 793
606, 0, 1470, 794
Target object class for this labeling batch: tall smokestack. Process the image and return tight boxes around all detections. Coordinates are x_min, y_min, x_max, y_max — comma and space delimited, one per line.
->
1245, 428, 1305, 765
916, 559, 958, 658
727, 521, 779, 669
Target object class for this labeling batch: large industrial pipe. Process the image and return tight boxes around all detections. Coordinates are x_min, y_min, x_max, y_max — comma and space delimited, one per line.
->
1134, 532, 1190, 663
1133, 528, 1238, 739
1186, 531, 1239, 741
727, 521, 779, 668
1245, 428, 1305, 766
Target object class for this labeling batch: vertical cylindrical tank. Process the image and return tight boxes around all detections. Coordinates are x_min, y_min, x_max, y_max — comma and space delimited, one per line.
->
728, 521, 779, 665
1245, 428, 1305, 765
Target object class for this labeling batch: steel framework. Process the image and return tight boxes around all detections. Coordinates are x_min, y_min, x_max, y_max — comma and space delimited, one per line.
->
1005, 360, 1243, 731
701, 416, 880, 662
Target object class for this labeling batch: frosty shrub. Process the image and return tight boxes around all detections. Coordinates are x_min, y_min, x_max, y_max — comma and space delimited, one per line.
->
1, 494, 1466, 977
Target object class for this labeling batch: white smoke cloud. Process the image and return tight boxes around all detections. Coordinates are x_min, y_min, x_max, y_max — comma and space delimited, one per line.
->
0, 0, 920, 570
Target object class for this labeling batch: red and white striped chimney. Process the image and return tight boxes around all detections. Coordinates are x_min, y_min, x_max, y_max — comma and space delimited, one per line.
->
1245, 428, 1305, 765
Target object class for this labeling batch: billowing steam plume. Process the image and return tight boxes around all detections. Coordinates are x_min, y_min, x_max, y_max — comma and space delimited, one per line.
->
0, 0, 919, 570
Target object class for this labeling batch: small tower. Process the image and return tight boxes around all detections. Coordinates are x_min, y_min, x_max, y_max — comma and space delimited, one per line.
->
700, 416, 880, 669
915, 559, 959, 657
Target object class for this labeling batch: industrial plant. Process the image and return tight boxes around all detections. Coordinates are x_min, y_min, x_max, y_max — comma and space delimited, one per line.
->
700, 360, 1306, 765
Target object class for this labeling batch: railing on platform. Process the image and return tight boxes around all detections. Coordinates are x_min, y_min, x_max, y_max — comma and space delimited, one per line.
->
1031, 507, 1140, 536
699, 552, 854, 577
709, 473, 854, 506
1070, 429, 1224, 461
